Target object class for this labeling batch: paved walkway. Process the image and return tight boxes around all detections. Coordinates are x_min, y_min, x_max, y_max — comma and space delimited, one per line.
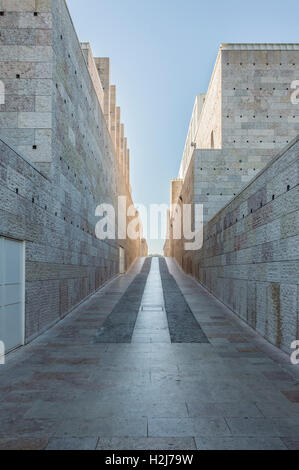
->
132, 258, 170, 344
1, 257, 299, 450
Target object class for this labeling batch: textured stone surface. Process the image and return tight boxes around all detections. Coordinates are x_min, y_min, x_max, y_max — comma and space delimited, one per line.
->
96, 437, 196, 450
95, 258, 152, 343
159, 258, 209, 343
0, 257, 299, 450
166, 136, 299, 354
195, 436, 287, 450
132, 257, 171, 344
176, 44, 299, 223
0, 0, 146, 344
45, 436, 98, 450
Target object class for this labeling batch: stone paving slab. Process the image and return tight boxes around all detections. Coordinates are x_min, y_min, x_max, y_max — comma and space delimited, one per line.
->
0, 438, 49, 450
45, 437, 98, 450
186, 401, 263, 418
132, 257, 171, 344
54, 417, 148, 438
1, 257, 299, 450
159, 258, 209, 343
96, 437, 196, 450
0, 418, 56, 439
256, 401, 299, 418
95, 258, 152, 343
148, 417, 231, 437
281, 438, 299, 450
226, 417, 282, 436
195, 436, 287, 450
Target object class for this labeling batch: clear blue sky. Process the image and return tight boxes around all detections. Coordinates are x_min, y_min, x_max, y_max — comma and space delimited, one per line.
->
67, 0, 299, 254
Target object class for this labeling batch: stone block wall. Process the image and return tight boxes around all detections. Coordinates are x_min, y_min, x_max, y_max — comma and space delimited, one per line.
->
0, 139, 120, 341
194, 148, 254, 221
222, 45, 299, 151
177, 45, 299, 224
178, 94, 205, 180
0, 0, 143, 343
0, 0, 53, 171
180, 136, 299, 354
81, 42, 105, 113
195, 52, 222, 152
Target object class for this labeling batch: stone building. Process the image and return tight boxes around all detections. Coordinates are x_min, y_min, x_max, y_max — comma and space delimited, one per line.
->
164, 44, 299, 353
0, 0, 147, 353
175, 44, 299, 223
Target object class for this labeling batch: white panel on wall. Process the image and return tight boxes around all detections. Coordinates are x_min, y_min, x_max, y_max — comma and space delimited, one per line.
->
0, 237, 25, 353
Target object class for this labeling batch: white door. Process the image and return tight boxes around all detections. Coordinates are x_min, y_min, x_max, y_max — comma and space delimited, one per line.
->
119, 247, 125, 274
0, 237, 25, 353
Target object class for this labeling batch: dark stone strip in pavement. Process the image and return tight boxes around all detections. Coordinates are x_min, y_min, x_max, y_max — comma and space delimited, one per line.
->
94, 258, 152, 343
159, 258, 209, 344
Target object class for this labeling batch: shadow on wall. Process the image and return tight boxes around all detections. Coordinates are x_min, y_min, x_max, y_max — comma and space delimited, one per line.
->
172, 136, 299, 355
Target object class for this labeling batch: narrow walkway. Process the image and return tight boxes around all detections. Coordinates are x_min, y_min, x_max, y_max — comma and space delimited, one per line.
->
1, 257, 299, 450
132, 257, 170, 344
95, 258, 152, 343
159, 258, 208, 343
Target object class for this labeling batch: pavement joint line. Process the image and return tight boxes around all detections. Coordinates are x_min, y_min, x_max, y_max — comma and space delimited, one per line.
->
159, 258, 210, 344
94, 258, 152, 343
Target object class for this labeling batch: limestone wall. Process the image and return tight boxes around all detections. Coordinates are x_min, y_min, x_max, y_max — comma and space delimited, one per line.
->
0, 0, 53, 171
194, 148, 252, 222
0, 0, 142, 342
221, 45, 299, 152
178, 94, 205, 180
0, 139, 119, 341
177, 45, 299, 224
81, 42, 105, 114
180, 136, 299, 354
195, 53, 222, 152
